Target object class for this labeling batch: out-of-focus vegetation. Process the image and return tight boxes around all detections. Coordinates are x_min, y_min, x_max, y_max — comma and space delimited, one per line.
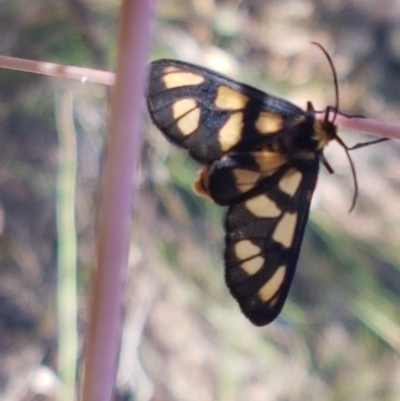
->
1, 0, 400, 400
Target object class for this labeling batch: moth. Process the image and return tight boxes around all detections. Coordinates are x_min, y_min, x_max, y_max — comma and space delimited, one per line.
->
146, 46, 384, 325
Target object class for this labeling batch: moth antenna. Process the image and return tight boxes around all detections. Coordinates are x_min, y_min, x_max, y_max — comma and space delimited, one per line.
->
311, 42, 339, 123
312, 42, 359, 211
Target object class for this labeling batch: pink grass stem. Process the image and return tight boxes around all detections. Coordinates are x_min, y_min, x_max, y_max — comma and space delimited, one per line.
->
0, 55, 115, 85
80, 1, 152, 400
335, 114, 400, 140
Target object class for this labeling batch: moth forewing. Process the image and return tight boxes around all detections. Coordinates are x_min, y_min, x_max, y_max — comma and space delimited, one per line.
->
147, 59, 309, 163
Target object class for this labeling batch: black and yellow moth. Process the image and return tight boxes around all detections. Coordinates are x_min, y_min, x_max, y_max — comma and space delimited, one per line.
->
146, 55, 373, 326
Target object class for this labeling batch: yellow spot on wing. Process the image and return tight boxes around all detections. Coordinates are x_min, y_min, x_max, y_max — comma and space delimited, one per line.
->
241, 256, 264, 275
177, 109, 201, 136
218, 112, 243, 151
279, 169, 303, 196
255, 111, 283, 134
258, 265, 286, 302
245, 195, 281, 218
233, 169, 260, 193
162, 70, 205, 89
172, 98, 197, 118
272, 212, 298, 248
234, 239, 261, 261
172, 99, 200, 136
215, 85, 249, 110
252, 151, 287, 175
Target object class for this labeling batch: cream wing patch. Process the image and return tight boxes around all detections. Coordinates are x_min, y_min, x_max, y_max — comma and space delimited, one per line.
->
255, 111, 283, 134
279, 169, 303, 196
234, 240, 264, 277
234, 239, 261, 261
172, 99, 200, 136
252, 151, 288, 175
245, 194, 281, 218
272, 212, 298, 248
215, 85, 249, 110
162, 69, 205, 89
218, 112, 244, 151
233, 169, 261, 193
172, 98, 197, 118
241, 256, 264, 276
258, 265, 286, 302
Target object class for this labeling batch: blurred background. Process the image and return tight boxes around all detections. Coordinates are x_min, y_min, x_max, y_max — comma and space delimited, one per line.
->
1, 0, 400, 400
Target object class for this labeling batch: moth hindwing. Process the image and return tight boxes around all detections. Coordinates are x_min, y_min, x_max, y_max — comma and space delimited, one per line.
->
147, 58, 337, 326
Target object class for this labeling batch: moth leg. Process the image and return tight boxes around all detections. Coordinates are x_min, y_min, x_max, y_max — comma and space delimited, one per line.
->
347, 137, 389, 150
321, 154, 334, 174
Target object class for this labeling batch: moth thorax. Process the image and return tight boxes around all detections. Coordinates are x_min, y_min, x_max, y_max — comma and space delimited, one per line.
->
312, 120, 337, 149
